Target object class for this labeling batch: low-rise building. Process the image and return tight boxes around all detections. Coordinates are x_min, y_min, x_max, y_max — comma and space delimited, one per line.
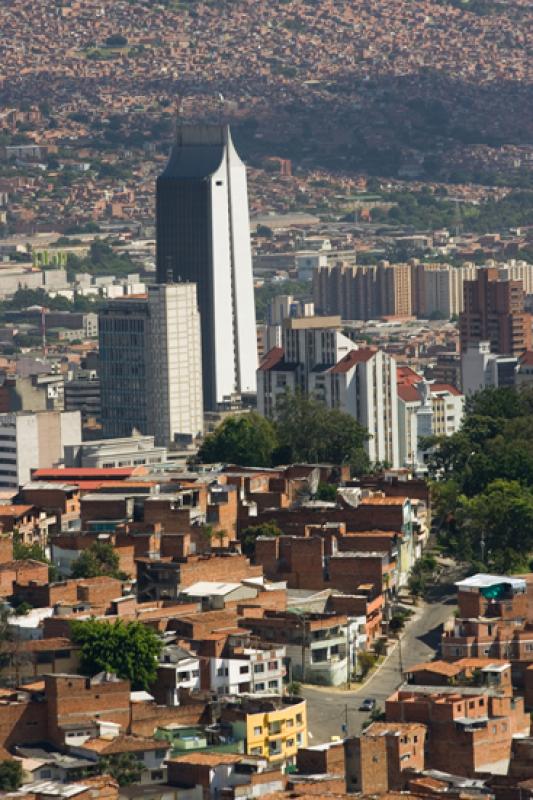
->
220, 695, 307, 767
385, 685, 530, 775
166, 753, 283, 800
345, 721, 427, 793
239, 610, 349, 686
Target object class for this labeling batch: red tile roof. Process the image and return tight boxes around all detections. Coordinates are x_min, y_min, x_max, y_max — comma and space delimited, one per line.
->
397, 366, 422, 385
32, 467, 135, 479
397, 384, 421, 403
0, 504, 34, 517
258, 347, 284, 371
430, 383, 462, 397
520, 351, 533, 366
329, 348, 375, 373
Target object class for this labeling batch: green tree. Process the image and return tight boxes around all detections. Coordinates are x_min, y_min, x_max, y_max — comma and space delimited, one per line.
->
13, 537, 48, 562
315, 482, 338, 502
389, 615, 406, 634
357, 650, 376, 678
13, 535, 58, 582
456, 479, 533, 572
71, 542, 122, 579
274, 390, 369, 470
0, 760, 22, 791
286, 681, 302, 696
71, 619, 162, 690
197, 412, 277, 466
0, 607, 13, 670
241, 522, 282, 558
464, 386, 525, 419
99, 753, 142, 786
105, 34, 128, 47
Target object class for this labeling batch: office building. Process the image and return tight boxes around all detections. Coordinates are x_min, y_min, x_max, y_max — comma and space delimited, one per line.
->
99, 284, 203, 446
99, 295, 151, 439
267, 294, 314, 326
64, 371, 100, 422
64, 433, 167, 469
0, 410, 81, 489
146, 283, 203, 446
257, 317, 399, 467
461, 341, 518, 394
156, 124, 257, 409
459, 267, 532, 355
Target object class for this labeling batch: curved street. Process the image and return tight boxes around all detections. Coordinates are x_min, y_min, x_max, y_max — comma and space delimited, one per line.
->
303, 583, 457, 743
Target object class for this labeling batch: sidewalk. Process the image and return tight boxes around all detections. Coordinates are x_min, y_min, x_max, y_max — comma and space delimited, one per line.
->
299, 598, 427, 695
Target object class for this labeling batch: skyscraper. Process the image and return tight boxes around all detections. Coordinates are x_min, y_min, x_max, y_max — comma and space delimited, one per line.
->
156, 124, 257, 410
99, 284, 203, 446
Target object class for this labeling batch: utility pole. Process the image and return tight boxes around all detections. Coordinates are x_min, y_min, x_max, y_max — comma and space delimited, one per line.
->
301, 615, 306, 684
398, 634, 404, 676
343, 704, 349, 737
346, 620, 351, 689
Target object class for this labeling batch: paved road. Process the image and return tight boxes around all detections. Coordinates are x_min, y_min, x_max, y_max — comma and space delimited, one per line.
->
303, 585, 456, 743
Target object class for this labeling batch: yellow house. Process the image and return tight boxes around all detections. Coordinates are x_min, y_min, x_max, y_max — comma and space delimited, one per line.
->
221, 696, 308, 767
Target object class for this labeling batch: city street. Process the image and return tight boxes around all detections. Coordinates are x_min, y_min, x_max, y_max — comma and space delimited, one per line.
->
303, 584, 457, 743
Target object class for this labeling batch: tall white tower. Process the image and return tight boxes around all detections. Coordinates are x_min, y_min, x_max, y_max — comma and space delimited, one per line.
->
99, 285, 203, 446
147, 284, 203, 446
156, 125, 257, 410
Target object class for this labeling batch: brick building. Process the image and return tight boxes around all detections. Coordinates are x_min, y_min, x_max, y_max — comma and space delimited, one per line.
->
385, 685, 530, 775
441, 574, 533, 688
345, 722, 426, 793
459, 267, 532, 355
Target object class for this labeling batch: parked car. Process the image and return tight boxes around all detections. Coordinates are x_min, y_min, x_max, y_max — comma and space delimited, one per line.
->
359, 697, 376, 712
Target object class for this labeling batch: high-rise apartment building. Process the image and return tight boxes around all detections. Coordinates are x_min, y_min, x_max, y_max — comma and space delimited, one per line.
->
497, 261, 533, 294
376, 261, 412, 318
313, 261, 411, 320
156, 125, 257, 410
314, 263, 380, 320
459, 267, 532, 355
411, 262, 477, 319
257, 317, 399, 467
99, 285, 203, 446
315, 261, 482, 321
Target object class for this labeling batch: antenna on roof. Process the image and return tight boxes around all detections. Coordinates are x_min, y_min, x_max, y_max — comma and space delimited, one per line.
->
217, 92, 225, 125
166, 255, 174, 285
175, 96, 184, 140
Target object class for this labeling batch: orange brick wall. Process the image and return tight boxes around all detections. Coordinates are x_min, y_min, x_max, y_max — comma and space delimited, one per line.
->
179, 554, 262, 589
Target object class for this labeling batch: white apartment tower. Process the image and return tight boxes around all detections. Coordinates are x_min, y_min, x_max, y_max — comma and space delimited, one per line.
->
156, 125, 257, 410
99, 285, 203, 446
257, 316, 400, 467
147, 284, 203, 446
